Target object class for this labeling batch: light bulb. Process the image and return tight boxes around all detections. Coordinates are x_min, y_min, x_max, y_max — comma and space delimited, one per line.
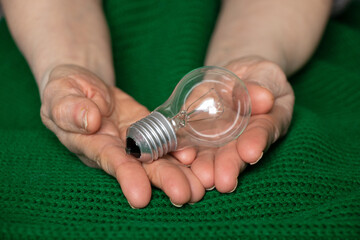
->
126, 66, 251, 162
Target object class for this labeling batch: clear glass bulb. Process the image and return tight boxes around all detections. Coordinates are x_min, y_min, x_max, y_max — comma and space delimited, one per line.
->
126, 66, 251, 162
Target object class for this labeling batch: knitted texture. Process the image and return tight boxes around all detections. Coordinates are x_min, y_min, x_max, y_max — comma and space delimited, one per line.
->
0, 0, 359, 239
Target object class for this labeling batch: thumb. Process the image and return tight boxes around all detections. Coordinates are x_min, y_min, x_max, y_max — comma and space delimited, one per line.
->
41, 65, 114, 134
44, 94, 102, 134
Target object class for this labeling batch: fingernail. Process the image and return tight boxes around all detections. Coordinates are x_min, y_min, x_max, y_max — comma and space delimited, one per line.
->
128, 201, 138, 209
228, 179, 238, 193
206, 186, 215, 191
188, 202, 195, 205
82, 109, 88, 131
250, 152, 263, 165
170, 199, 183, 208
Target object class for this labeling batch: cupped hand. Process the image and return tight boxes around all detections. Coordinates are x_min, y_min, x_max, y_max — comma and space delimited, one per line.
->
40, 64, 204, 208
189, 56, 295, 192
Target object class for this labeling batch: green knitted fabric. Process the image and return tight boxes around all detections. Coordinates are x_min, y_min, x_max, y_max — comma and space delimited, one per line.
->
0, 0, 359, 239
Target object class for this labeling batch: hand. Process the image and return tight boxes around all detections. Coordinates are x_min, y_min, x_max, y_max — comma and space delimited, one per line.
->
40, 64, 204, 208
190, 56, 295, 192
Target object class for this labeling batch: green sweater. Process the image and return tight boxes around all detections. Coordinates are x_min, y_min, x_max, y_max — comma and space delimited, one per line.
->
0, 0, 359, 239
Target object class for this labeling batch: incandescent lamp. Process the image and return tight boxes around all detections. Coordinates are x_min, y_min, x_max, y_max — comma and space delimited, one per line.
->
126, 66, 251, 162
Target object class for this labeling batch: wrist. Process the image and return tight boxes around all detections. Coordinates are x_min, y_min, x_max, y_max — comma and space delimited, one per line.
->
205, 43, 288, 75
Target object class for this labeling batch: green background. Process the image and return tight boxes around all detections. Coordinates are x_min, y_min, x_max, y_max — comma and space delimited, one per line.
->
0, 0, 359, 239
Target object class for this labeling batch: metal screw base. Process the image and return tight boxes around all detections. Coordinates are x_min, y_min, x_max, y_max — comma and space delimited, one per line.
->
126, 111, 177, 162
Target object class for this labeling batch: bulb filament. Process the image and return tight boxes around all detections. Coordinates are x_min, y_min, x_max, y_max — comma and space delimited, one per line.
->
171, 88, 224, 130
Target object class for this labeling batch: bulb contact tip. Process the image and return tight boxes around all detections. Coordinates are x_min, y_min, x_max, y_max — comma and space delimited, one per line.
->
126, 137, 141, 158
126, 111, 177, 162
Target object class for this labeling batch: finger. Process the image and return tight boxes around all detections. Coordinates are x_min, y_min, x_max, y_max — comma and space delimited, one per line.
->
171, 147, 197, 165
93, 142, 152, 209
191, 149, 215, 190
116, 161, 152, 209
179, 164, 205, 204
237, 98, 293, 164
214, 141, 247, 193
59, 129, 152, 209
48, 94, 102, 134
143, 158, 191, 206
246, 83, 274, 114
